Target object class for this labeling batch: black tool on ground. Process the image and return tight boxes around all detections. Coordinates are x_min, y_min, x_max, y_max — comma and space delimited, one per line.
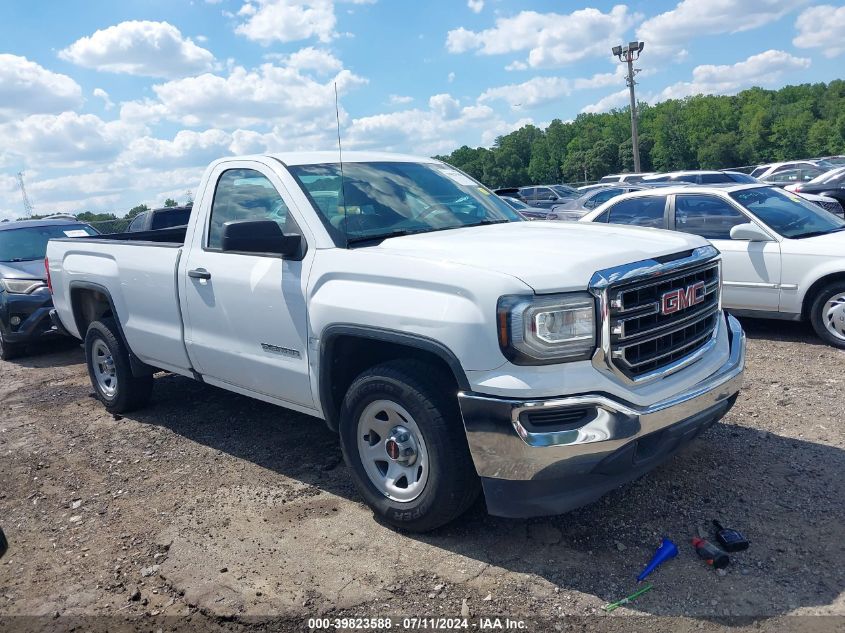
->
0, 527, 7, 559
712, 520, 749, 552
691, 537, 730, 569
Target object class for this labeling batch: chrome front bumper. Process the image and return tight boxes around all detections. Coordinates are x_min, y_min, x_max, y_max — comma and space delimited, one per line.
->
457, 313, 745, 517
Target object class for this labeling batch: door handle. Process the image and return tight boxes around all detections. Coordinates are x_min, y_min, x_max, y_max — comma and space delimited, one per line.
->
188, 268, 211, 280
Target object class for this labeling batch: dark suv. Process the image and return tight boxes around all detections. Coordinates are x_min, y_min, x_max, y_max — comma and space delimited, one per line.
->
126, 205, 192, 232
0, 218, 98, 359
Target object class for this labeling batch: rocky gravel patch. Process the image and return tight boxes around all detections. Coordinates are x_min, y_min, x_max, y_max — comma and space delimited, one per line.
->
0, 318, 842, 631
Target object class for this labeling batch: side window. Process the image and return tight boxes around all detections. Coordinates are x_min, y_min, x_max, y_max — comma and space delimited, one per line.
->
674, 194, 747, 240
675, 174, 698, 183
606, 197, 667, 228
207, 169, 292, 250
700, 173, 731, 184
128, 212, 147, 232
519, 187, 536, 201
537, 187, 555, 200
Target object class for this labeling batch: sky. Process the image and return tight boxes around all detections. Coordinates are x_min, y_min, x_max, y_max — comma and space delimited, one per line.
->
0, 0, 844, 220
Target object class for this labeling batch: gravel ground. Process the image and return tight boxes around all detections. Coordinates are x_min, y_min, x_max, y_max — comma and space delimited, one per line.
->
0, 317, 843, 632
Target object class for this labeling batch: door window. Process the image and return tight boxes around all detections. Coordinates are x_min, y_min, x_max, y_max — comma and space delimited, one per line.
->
207, 169, 293, 249
127, 213, 147, 232
587, 188, 623, 208
605, 196, 667, 228
674, 194, 747, 239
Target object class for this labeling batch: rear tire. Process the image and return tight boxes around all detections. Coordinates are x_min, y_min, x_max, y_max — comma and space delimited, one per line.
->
338, 359, 480, 532
809, 281, 845, 349
0, 332, 24, 361
85, 318, 153, 413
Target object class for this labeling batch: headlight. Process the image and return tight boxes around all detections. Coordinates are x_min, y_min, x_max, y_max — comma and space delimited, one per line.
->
0, 278, 47, 294
497, 292, 596, 365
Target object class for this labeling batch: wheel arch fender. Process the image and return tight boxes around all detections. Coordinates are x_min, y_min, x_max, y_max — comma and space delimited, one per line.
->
318, 324, 470, 432
69, 281, 155, 377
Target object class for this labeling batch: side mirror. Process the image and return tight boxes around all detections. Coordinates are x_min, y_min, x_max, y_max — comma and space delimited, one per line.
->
221, 219, 304, 259
730, 222, 771, 242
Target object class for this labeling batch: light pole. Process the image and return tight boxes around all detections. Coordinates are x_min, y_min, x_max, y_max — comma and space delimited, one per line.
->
612, 40, 644, 173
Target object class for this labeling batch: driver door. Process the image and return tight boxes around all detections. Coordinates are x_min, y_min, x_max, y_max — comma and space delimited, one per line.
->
182, 162, 314, 408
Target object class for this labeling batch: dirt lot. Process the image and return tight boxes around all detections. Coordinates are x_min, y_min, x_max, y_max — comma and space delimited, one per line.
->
1, 318, 843, 632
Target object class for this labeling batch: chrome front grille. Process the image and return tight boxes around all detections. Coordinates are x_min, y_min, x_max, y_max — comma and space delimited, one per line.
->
608, 262, 720, 380
589, 245, 722, 384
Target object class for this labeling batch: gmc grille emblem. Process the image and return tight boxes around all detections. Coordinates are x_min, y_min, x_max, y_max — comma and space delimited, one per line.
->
661, 282, 705, 315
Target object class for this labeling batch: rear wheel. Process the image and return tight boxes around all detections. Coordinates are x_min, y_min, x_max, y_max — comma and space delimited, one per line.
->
338, 359, 479, 532
0, 332, 24, 361
85, 318, 153, 413
809, 282, 845, 348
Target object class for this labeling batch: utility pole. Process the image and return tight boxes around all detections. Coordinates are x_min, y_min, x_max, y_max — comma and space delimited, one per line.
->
16, 171, 34, 217
612, 41, 645, 173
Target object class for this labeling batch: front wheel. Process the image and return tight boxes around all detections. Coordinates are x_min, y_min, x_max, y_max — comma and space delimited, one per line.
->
338, 360, 480, 532
0, 331, 25, 361
809, 282, 845, 348
85, 318, 153, 413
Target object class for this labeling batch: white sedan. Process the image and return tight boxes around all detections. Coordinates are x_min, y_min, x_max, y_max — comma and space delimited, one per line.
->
579, 184, 845, 347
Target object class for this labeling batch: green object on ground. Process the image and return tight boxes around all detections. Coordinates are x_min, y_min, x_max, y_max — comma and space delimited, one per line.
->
602, 583, 654, 612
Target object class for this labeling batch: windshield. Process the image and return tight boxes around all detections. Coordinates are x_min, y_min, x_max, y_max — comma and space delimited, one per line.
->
729, 187, 845, 239
551, 184, 578, 198
288, 161, 521, 245
0, 224, 98, 262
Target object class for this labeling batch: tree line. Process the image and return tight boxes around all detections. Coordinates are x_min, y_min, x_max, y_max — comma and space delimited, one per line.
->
435, 80, 845, 187
13, 198, 185, 224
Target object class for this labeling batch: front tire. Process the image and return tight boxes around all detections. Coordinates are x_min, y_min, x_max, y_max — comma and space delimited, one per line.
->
0, 332, 25, 361
338, 360, 480, 532
809, 282, 845, 348
85, 318, 153, 413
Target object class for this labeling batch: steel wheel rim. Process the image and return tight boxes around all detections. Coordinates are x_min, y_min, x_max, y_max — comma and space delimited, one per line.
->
822, 292, 845, 341
356, 399, 429, 503
91, 339, 118, 398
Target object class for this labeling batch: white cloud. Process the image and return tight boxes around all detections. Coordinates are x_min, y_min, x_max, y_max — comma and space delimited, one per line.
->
659, 49, 811, 100
120, 129, 235, 169
235, 0, 337, 44
346, 94, 528, 155
0, 112, 140, 168
388, 94, 414, 105
0, 55, 82, 122
581, 89, 629, 114
638, 0, 808, 59
480, 70, 622, 108
467, 0, 483, 13
794, 5, 845, 58
59, 21, 215, 78
446, 6, 638, 68
93, 88, 114, 110
120, 60, 367, 129
447, 71, 456, 83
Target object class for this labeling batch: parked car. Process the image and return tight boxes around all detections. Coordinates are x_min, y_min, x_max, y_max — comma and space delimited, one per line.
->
126, 205, 192, 232
793, 192, 844, 218
814, 155, 845, 166
0, 218, 98, 360
516, 184, 579, 208
749, 160, 835, 180
580, 184, 845, 347
47, 151, 744, 531
758, 166, 827, 187
598, 172, 654, 183
787, 166, 845, 209
643, 170, 758, 185
499, 196, 554, 220
576, 183, 613, 192
549, 185, 645, 221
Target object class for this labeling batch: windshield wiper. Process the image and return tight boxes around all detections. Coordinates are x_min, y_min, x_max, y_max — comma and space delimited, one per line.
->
345, 229, 423, 246
462, 219, 511, 227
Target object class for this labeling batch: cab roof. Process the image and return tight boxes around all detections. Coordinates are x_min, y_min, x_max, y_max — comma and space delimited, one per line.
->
268, 151, 440, 166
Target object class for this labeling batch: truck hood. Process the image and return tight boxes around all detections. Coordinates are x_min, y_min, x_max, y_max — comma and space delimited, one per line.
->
371, 221, 707, 293
0, 259, 46, 280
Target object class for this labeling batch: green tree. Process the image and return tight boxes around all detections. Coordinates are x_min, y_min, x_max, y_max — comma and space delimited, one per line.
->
163, 198, 179, 208
126, 204, 149, 219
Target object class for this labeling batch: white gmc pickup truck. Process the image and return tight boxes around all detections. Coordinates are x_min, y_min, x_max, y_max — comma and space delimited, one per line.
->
47, 152, 745, 531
